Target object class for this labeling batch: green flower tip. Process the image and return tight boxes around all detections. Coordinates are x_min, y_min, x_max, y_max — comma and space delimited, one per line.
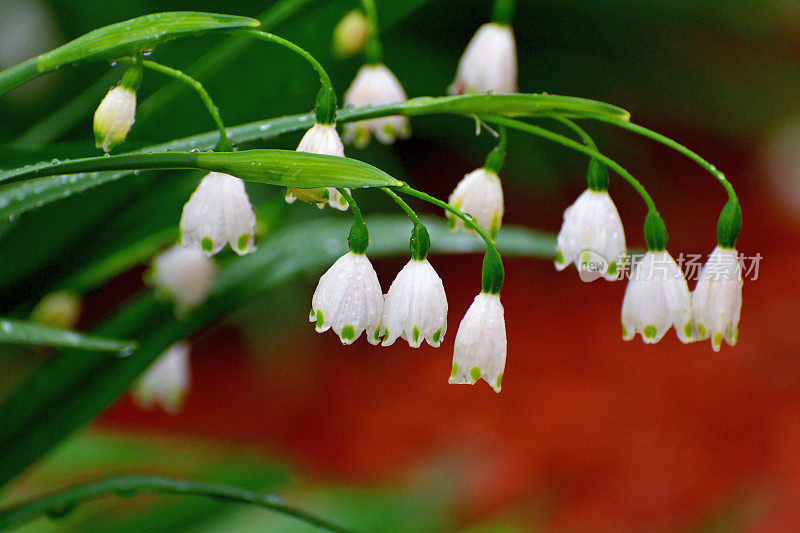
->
717, 199, 742, 249
644, 211, 668, 252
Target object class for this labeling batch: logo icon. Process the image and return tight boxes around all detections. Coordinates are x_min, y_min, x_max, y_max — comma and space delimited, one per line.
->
577, 250, 615, 282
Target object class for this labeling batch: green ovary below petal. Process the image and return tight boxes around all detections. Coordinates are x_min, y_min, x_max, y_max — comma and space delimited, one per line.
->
341, 325, 355, 341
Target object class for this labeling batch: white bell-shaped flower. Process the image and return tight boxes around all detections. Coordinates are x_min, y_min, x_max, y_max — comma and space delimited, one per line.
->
310, 251, 384, 345
342, 64, 410, 148
147, 245, 216, 316
449, 23, 517, 95
380, 259, 448, 348
691, 246, 743, 351
447, 168, 504, 240
449, 292, 506, 393
621, 251, 693, 343
132, 342, 191, 414
93, 85, 136, 152
180, 172, 256, 256
287, 123, 349, 210
555, 189, 626, 281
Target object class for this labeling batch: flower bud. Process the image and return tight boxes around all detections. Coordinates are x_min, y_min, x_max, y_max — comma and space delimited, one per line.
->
332, 10, 370, 58
93, 85, 137, 152
30, 290, 82, 330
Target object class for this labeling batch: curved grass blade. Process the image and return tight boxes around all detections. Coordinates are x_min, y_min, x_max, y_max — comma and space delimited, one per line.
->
0, 12, 260, 96
0, 318, 136, 352
0, 475, 352, 532
0, 150, 403, 188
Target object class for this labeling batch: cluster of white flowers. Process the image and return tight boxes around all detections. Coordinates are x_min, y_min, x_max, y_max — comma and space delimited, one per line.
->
310, 231, 505, 393
310, 252, 449, 349
554, 181, 743, 350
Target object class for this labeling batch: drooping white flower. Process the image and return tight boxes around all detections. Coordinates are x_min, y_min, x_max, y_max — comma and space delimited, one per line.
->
93, 85, 136, 152
342, 64, 410, 148
310, 251, 384, 345
287, 123, 349, 210
447, 167, 504, 240
180, 172, 256, 256
555, 189, 626, 281
621, 251, 693, 343
691, 246, 743, 351
381, 259, 448, 348
449, 23, 517, 95
132, 342, 191, 414
147, 245, 216, 315
449, 292, 506, 393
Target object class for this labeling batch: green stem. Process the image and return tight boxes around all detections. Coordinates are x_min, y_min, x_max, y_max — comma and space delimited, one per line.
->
589, 115, 738, 202
337, 188, 363, 226
546, 114, 596, 149
0, 58, 40, 96
239, 29, 336, 123
381, 187, 422, 227
118, 58, 231, 152
337, 188, 369, 254
484, 115, 658, 214
397, 185, 498, 255
0, 475, 352, 532
137, 0, 316, 130
359, 0, 383, 63
492, 0, 516, 25
382, 187, 430, 259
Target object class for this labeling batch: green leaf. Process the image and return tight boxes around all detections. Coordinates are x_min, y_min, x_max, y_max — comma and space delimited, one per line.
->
0, 93, 627, 222
0, 150, 404, 188
0, 13, 260, 96
401, 93, 630, 120
0, 216, 553, 488
0, 475, 351, 532
0, 318, 136, 352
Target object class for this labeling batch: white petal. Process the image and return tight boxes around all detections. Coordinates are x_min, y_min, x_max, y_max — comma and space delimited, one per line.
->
447, 168, 504, 240
311, 252, 384, 344
132, 342, 191, 413
381, 259, 448, 348
621, 251, 692, 343
148, 245, 216, 315
94, 86, 136, 152
450, 293, 506, 393
343, 64, 410, 147
691, 246, 743, 351
555, 189, 626, 280
179, 172, 256, 256
295, 123, 350, 210
449, 23, 517, 95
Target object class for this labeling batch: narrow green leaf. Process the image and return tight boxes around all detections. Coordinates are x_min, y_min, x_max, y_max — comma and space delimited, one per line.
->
0, 318, 136, 352
0, 216, 554, 488
0, 475, 352, 532
0, 150, 403, 188
402, 93, 630, 120
0, 93, 627, 221
0, 13, 260, 95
